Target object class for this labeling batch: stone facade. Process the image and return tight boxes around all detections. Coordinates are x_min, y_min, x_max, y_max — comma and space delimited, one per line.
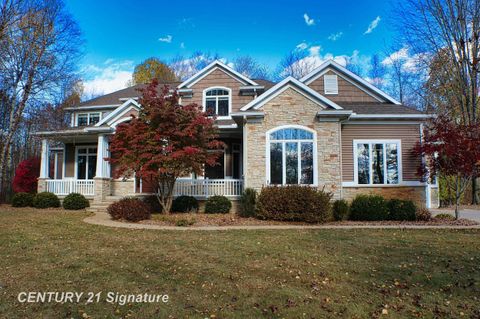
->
111, 179, 135, 196
244, 87, 342, 199
93, 177, 112, 202
342, 186, 427, 207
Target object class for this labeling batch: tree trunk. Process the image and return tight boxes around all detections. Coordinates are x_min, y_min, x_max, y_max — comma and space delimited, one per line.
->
471, 178, 479, 205
157, 177, 175, 214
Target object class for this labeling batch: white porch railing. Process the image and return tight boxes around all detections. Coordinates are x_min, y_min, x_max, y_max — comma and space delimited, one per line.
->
45, 179, 95, 196
173, 179, 243, 198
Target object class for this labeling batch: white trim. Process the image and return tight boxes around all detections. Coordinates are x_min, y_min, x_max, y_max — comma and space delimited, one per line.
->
65, 104, 120, 111
74, 145, 97, 180
95, 99, 140, 127
265, 125, 318, 186
240, 76, 342, 111
216, 124, 238, 129
202, 86, 232, 120
352, 139, 403, 186
342, 181, 426, 187
343, 121, 425, 125
349, 114, 433, 119
75, 112, 102, 127
111, 116, 134, 128
178, 60, 258, 89
300, 60, 401, 105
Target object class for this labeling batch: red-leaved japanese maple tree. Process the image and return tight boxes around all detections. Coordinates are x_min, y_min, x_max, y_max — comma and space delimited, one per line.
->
12, 158, 40, 193
108, 80, 224, 213
414, 115, 480, 218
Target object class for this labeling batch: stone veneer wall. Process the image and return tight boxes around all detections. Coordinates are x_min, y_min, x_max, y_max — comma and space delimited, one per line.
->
244, 87, 342, 199
111, 180, 135, 197
342, 186, 427, 207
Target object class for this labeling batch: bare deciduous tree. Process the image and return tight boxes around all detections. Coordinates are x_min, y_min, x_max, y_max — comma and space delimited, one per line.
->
0, 0, 82, 200
275, 50, 317, 80
232, 55, 270, 80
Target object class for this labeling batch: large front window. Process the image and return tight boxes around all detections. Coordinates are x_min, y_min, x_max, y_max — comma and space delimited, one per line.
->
204, 88, 230, 117
77, 112, 101, 126
268, 127, 316, 185
355, 140, 400, 185
76, 147, 97, 179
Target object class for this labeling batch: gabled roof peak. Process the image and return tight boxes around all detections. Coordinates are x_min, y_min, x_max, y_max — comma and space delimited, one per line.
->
177, 59, 259, 89
300, 59, 401, 105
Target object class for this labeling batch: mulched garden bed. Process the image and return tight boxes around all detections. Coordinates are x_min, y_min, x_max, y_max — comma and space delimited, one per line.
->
140, 213, 479, 227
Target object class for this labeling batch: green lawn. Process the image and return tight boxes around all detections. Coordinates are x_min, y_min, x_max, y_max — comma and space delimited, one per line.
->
0, 207, 479, 318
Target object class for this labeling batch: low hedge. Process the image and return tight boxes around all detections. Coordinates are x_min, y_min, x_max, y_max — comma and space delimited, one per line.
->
416, 207, 432, 221
387, 199, 416, 221
33, 192, 60, 209
172, 195, 199, 213
107, 198, 151, 222
205, 196, 232, 214
350, 195, 389, 221
11, 192, 35, 207
332, 199, 349, 221
239, 188, 257, 217
63, 193, 90, 210
256, 185, 332, 223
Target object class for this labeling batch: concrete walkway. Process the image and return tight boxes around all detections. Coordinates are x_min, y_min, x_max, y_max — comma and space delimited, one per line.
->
431, 208, 480, 223
84, 212, 480, 231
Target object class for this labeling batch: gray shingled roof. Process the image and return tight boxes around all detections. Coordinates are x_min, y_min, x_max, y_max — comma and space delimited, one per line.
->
339, 103, 423, 115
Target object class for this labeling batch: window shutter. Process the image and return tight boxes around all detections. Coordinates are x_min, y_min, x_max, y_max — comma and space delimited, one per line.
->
324, 74, 338, 94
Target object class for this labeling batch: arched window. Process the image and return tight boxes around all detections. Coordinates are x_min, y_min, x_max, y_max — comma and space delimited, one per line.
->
267, 126, 317, 185
203, 87, 231, 117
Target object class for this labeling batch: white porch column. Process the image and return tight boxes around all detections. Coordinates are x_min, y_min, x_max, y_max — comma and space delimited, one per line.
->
39, 139, 50, 178
95, 134, 111, 178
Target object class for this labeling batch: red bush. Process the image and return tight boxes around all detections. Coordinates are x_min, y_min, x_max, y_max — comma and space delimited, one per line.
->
107, 198, 151, 222
13, 158, 40, 193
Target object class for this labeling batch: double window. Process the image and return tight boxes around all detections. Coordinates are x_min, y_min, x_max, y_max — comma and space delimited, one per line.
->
204, 87, 231, 117
76, 147, 97, 180
77, 112, 101, 126
267, 126, 316, 185
354, 140, 401, 185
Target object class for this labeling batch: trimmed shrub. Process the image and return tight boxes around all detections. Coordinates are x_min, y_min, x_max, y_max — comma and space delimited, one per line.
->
239, 188, 257, 217
11, 192, 35, 207
62, 193, 90, 210
172, 195, 199, 213
416, 207, 432, 221
387, 199, 416, 221
256, 185, 332, 223
107, 198, 151, 222
142, 195, 163, 214
350, 195, 389, 221
332, 199, 350, 221
205, 196, 232, 214
435, 213, 455, 221
33, 192, 60, 209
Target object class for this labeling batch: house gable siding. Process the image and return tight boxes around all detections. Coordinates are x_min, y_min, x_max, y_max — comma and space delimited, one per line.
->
308, 69, 385, 103
181, 68, 255, 113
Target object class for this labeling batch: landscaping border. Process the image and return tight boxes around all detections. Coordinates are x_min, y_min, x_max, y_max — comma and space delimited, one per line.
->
84, 212, 480, 230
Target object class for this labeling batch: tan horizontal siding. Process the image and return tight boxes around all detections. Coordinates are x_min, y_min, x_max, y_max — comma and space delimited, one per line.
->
308, 70, 384, 103
181, 68, 254, 112
341, 124, 422, 182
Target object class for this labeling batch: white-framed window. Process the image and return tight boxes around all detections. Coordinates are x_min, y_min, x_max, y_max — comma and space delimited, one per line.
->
266, 125, 317, 185
76, 112, 101, 126
324, 74, 338, 94
75, 146, 97, 180
353, 140, 402, 185
203, 87, 231, 118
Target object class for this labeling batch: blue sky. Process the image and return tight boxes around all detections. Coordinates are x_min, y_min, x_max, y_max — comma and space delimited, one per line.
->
66, 0, 399, 95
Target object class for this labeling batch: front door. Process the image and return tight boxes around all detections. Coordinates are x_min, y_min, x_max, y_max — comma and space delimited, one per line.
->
76, 147, 97, 179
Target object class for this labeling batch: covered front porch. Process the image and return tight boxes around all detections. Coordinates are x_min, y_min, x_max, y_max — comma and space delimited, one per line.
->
37, 129, 244, 200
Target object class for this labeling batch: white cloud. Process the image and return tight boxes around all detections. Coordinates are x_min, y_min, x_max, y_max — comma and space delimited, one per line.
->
296, 42, 308, 50
180, 42, 185, 49
364, 16, 381, 34
381, 46, 421, 72
158, 35, 173, 43
81, 60, 134, 97
309, 45, 321, 56
303, 13, 315, 26
328, 31, 343, 41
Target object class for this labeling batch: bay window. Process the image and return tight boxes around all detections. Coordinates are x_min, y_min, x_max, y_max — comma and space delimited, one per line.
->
267, 126, 316, 185
354, 140, 401, 185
